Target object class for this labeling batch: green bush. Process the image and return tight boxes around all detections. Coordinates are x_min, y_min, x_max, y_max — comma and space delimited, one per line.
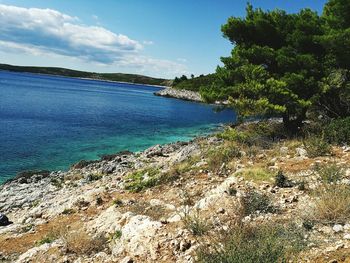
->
303, 135, 331, 157
197, 223, 305, 263
207, 144, 241, 171
324, 117, 350, 145
183, 212, 210, 236
241, 190, 275, 216
274, 171, 293, 188
315, 163, 345, 184
124, 168, 160, 192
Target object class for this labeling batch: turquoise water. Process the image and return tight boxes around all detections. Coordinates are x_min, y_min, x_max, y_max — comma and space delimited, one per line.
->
0, 71, 235, 182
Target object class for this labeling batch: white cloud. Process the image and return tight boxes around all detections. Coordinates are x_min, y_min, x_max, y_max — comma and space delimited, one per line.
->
0, 4, 187, 77
143, 40, 154, 45
177, 58, 187, 63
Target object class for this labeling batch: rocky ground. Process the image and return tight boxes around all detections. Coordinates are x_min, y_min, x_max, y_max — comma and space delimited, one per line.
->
1, 122, 350, 262
154, 88, 203, 103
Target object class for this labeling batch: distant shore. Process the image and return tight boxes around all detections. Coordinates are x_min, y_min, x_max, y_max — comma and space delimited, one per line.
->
0, 63, 171, 87
1, 69, 169, 89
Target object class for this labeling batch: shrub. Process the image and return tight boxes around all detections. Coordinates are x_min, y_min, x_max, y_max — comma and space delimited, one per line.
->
274, 171, 293, 188
297, 181, 307, 191
315, 163, 345, 184
112, 199, 123, 206
308, 185, 350, 224
62, 208, 75, 215
241, 190, 275, 216
218, 128, 250, 144
50, 178, 63, 188
124, 167, 160, 192
61, 228, 107, 255
86, 173, 103, 181
183, 211, 210, 236
303, 135, 331, 157
207, 144, 241, 171
197, 223, 305, 263
324, 117, 350, 145
228, 187, 237, 196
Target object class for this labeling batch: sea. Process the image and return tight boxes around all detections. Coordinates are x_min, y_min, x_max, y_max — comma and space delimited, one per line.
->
0, 71, 235, 183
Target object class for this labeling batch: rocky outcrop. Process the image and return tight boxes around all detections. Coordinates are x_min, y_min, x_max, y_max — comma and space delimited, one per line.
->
1, 129, 350, 262
154, 88, 203, 102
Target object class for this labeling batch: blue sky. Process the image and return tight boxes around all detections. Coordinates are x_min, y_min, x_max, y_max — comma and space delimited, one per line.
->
0, 0, 327, 78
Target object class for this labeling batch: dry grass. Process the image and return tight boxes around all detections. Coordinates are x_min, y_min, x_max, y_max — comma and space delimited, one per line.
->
197, 221, 305, 263
308, 185, 350, 224
236, 168, 274, 183
59, 223, 107, 255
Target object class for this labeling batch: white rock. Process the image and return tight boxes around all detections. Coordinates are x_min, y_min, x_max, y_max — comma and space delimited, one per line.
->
112, 215, 162, 257
167, 214, 181, 223
333, 224, 344, 233
295, 147, 308, 158
344, 234, 350, 240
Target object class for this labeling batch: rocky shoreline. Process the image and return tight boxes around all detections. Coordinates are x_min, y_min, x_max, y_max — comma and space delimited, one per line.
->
1, 123, 350, 262
154, 87, 203, 103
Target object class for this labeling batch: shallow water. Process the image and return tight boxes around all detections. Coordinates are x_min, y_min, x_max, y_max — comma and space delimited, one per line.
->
0, 71, 235, 182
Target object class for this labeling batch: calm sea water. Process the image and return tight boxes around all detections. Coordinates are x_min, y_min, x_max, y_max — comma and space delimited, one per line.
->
0, 71, 235, 182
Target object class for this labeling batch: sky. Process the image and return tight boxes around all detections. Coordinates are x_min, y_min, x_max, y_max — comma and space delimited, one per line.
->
0, 0, 327, 78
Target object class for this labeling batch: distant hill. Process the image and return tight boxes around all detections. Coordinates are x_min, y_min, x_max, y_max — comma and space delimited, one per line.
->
0, 64, 171, 87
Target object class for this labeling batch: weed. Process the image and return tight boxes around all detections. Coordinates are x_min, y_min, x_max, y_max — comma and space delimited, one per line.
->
236, 168, 274, 183
228, 187, 237, 196
124, 167, 160, 192
197, 222, 305, 263
113, 230, 122, 239
241, 189, 275, 216
183, 210, 210, 236
36, 234, 56, 246
315, 163, 345, 184
303, 135, 331, 157
274, 170, 293, 188
207, 143, 241, 171
61, 228, 107, 255
307, 185, 350, 224
62, 208, 75, 215
86, 173, 103, 181
112, 199, 123, 207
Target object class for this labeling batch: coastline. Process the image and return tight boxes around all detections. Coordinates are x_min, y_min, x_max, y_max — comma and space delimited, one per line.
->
1, 120, 350, 262
154, 87, 230, 105
0, 69, 170, 89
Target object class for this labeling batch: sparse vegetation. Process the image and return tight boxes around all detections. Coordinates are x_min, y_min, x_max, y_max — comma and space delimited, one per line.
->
308, 185, 350, 224
315, 163, 345, 184
62, 208, 75, 215
36, 234, 56, 246
303, 135, 332, 157
207, 143, 241, 171
197, 223, 305, 263
61, 228, 107, 255
112, 199, 123, 207
324, 117, 350, 145
113, 230, 122, 240
86, 173, 103, 181
124, 167, 160, 192
241, 189, 275, 216
236, 168, 274, 183
274, 170, 293, 188
183, 210, 210, 236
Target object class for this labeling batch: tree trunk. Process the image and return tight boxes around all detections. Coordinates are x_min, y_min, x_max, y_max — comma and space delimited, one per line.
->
282, 111, 306, 134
